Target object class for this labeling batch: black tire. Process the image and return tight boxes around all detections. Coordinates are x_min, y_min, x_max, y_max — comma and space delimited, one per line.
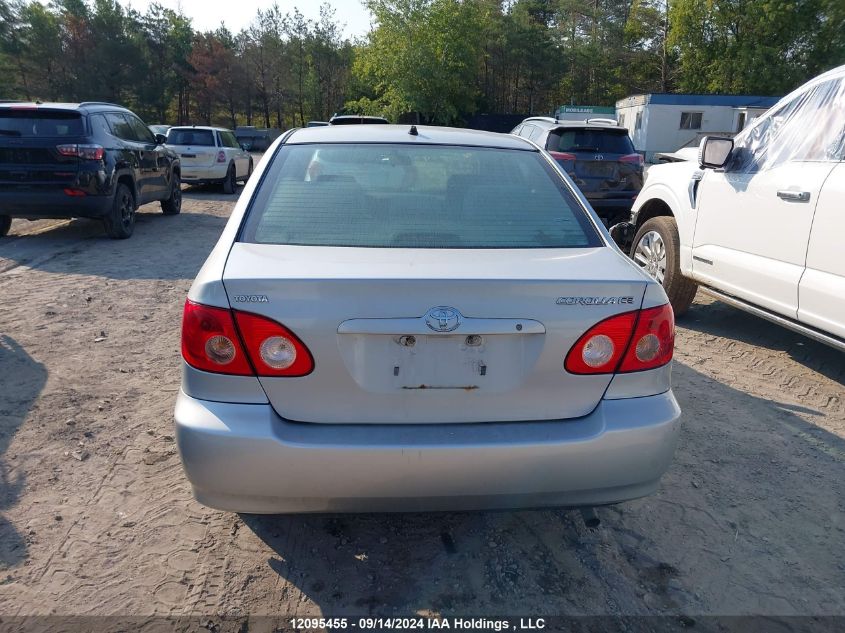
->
104, 183, 136, 239
0, 215, 10, 237
242, 159, 253, 183
630, 216, 697, 315
222, 164, 236, 194
161, 172, 182, 215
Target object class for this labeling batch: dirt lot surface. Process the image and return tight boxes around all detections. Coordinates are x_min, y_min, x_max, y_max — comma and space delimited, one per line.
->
1, 187, 843, 625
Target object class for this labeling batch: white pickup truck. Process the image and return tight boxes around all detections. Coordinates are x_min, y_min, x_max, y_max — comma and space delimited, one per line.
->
613, 65, 845, 351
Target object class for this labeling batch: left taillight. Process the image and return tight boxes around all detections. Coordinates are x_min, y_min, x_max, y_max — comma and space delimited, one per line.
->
182, 300, 253, 375
181, 300, 314, 377
56, 144, 104, 160
564, 303, 674, 375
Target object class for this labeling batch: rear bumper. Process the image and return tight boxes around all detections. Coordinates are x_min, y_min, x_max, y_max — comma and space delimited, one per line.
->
0, 188, 113, 218
174, 390, 682, 514
181, 164, 228, 183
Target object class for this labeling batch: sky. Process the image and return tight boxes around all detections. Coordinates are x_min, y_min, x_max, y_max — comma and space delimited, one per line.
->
125, 0, 374, 38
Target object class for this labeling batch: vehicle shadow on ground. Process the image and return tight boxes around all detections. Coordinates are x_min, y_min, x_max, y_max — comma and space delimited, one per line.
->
0, 335, 47, 569
0, 207, 228, 280
239, 362, 845, 616
678, 297, 845, 384
181, 183, 243, 202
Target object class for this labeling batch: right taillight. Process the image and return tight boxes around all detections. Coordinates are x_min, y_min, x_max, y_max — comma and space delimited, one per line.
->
181, 300, 314, 377
619, 153, 644, 166
618, 304, 674, 372
564, 303, 674, 375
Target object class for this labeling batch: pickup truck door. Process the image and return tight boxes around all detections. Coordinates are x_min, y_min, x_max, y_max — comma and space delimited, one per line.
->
690, 78, 842, 319
798, 161, 845, 339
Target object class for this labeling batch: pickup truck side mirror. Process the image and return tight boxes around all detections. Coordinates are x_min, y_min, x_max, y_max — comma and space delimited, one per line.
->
699, 136, 734, 169
154, 133, 167, 145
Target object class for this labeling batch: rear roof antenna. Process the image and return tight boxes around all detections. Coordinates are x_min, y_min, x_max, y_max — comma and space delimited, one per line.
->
409, 125, 418, 136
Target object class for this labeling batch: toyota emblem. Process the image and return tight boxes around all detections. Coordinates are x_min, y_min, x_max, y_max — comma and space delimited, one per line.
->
424, 306, 462, 332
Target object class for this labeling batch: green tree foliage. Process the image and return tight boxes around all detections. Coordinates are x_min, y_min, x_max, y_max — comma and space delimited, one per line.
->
351, 0, 485, 124
669, 0, 845, 94
0, 0, 843, 126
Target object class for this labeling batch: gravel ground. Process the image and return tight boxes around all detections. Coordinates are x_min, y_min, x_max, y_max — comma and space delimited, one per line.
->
0, 185, 843, 624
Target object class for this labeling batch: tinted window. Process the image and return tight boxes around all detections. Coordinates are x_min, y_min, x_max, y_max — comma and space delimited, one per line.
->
0, 110, 84, 137
221, 131, 240, 148
89, 114, 112, 139
167, 128, 216, 146
105, 113, 135, 141
554, 129, 635, 154
240, 144, 600, 249
127, 115, 155, 144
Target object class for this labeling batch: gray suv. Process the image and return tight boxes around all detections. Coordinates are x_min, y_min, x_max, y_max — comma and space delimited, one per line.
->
512, 117, 643, 226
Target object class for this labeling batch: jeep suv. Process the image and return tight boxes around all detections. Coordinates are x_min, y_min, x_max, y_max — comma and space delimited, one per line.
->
0, 102, 181, 239
511, 117, 643, 226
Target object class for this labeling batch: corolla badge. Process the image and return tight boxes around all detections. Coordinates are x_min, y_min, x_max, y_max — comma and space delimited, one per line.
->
424, 306, 462, 332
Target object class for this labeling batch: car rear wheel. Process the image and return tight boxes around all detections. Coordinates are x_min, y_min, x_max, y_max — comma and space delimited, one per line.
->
0, 215, 10, 237
161, 173, 182, 215
631, 216, 697, 315
222, 164, 236, 194
104, 183, 135, 239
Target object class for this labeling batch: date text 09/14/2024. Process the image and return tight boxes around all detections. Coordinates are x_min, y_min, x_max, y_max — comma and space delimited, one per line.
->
288, 618, 547, 631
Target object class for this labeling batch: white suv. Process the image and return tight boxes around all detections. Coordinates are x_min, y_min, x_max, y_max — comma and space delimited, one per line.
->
166, 126, 253, 194
616, 65, 845, 350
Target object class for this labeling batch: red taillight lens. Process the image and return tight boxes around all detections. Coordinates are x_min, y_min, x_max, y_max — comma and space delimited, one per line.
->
63, 188, 87, 197
233, 311, 314, 377
182, 301, 314, 377
181, 300, 253, 375
618, 304, 674, 372
550, 151, 577, 163
564, 303, 674, 375
619, 153, 644, 165
56, 144, 104, 160
565, 311, 638, 374
216, 151, 226, 163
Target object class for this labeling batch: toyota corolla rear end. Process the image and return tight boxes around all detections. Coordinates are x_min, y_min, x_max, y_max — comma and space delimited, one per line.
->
174, 125, 681, 514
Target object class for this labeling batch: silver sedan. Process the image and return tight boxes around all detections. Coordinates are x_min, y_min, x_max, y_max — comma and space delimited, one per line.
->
175, 125, 681, 513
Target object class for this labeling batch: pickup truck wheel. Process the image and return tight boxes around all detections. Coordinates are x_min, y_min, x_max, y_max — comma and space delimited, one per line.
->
161, 173, 182, 215
103, 183, 135, 239
222, 164, 236, 194
631, 216, 697, 315
0, 215, 10, 237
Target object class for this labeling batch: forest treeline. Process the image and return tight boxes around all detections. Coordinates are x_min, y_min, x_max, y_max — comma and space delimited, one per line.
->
1, 0, 843, 128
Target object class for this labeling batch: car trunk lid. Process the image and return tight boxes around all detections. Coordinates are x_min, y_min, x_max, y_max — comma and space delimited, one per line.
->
166, 128, 218, 169
223, 244, 647, 424
549, 127, 643, 198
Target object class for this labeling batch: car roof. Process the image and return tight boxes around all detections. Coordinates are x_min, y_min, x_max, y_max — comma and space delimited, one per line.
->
287, 124, 536, 150
169, 125, 230, 132
0, 101, 129, 113
520, 117, 626, 132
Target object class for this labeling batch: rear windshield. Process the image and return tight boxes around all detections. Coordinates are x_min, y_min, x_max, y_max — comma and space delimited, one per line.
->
167, 128, 215, 146
0, 110, 84, 137
240, 143, 601, 249
551, 128, 635, 155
